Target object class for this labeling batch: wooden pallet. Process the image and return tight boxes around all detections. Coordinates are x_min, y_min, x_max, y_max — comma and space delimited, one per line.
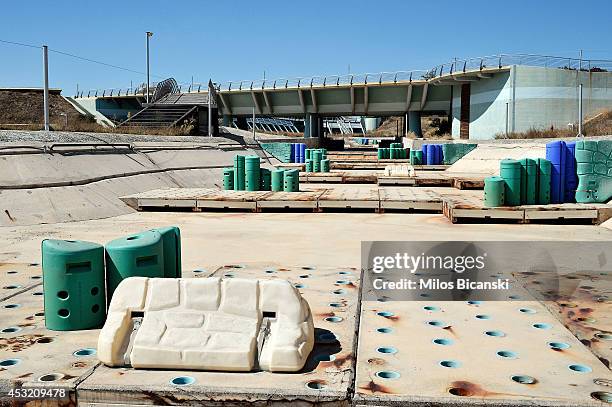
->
256, 190, 324, 210
379, 188, 443, 211
125, 188, 211, 209
299, 172, 378, 184
522, 203, 606, 223
442, 193, 524, 223
318, 188, 380, 210
196, 190, 269, 210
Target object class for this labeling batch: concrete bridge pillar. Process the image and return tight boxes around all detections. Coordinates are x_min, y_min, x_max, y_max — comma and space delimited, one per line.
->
408, 111, 422, 138
222, 114, 233, 127
304, 113, 321, 138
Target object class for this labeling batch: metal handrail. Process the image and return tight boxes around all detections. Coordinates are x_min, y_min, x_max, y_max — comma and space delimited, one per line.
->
74, 53, 612, 98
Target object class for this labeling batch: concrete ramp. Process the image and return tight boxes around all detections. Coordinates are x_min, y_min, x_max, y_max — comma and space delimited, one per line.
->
445, 143, 546, 175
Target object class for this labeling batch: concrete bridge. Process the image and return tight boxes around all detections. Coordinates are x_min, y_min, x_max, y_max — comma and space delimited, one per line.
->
72, 54, 612, 139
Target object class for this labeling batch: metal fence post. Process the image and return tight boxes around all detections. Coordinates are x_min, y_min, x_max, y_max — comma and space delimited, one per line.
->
43, 45, 50, 131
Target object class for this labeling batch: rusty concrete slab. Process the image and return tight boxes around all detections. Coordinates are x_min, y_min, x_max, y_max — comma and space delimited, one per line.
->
354, 294, 612, 406
77, 263, 360, 405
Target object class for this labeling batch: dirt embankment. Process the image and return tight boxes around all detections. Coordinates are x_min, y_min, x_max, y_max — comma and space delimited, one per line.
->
0, 90, 90, 129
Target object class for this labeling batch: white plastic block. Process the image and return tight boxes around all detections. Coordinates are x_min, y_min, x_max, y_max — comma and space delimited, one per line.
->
98, 276, 314, 372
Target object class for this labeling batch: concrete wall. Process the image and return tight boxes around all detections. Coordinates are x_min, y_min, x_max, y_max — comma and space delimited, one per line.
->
452, 66, 612, 140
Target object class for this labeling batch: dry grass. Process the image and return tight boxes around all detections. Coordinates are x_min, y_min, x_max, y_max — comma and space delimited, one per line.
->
496, 110, 612, 139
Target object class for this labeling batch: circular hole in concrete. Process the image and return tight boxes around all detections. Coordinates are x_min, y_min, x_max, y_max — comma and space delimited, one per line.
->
35, 312, 45, 317
3, 285, 22, 289
91, 287, 99, 296
467, 300, 481, 305
294, 283, 306, 289
0, 358, 20, 367
6, 271, 17, 274
1, 327, 21, 333
338, 271, 351, 275
38, 373, 64, 382
376, 346, 397, 355
595, 333, 612, 341
569, 364, 592, 373
375, 371, 400, 379
423, 305, 440, 311
511, 375, 536, 384
532, 323, 551, 330
427, 320, 446, 327
433, 338, 453, 346
440, 360, 461, 368
306, 380, 327, 390
476, 314, 491, 320
325, 316, 343, 323
58, 309, 70, 318
377, 297, 389, 302
377, 311, 394, 318
302, 266, 315, 270
32, 292, 43, 296
485, 330, 505, 337
448, 387, 472, 397
420, 293, 430, 298
299, 274, 310, 279
519, 308, 536, 314
314, 354, 336, 363
31, 275, 42, 280
508, 295, 521, 300
497, 350, 517, 359
223, 273, 235, 278
332, 289, 346, 295
591, 392, 612, 403
377, 327, 393, 334
193, 269, 205, 273
57, 290, 69, 300
329, 302, 343, 308
170, 376, 195, 386
548, 342, 570, 351
91, 304, 100, 313
265, 269, 276, 274
336, 280, 350, 285
126, 236, 139, 241
317, 332, 338, 343
577, 317, 596, 323
73, 348, 96, 357
3, 304, 20, 309
37, 337, 54, 344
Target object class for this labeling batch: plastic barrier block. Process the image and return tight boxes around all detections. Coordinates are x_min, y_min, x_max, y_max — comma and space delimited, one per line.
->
42, 239, 106, 331
575, 140, 612, 203
151, 226, 182, 279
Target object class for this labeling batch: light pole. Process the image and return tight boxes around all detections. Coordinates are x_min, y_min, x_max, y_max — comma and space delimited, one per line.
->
146, 31, 153, 103
42, 45, 50, 131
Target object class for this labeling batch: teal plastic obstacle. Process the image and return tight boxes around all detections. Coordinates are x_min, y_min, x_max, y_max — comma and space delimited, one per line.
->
260, 168, 271, 191
41, 239, 106, 331
484, 176, 505, 207
271, 169, 284, 191
575, 140, 612, 203
105, 230, 165, 301
223, 167, 234, 190
500, 159, 521, 206
283, 169, 299, 192
151, 226, 182, 279
442, 143, 477, 165
537, 158, 552, 205
519, 158, 537, 205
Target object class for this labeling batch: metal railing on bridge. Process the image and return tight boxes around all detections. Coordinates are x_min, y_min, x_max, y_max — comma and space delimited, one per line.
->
74, 53, 612, 98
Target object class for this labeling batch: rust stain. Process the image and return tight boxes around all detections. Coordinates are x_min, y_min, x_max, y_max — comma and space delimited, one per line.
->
0, 334, 45, 352
448, 381, 510, 397
14, 372, 32, 379
443, 325, 457, 336
317, 311, 336, 318
332, 354, 352, 368
71, 361, 88, 368
359, 380, 392, 394
367, 358, 386, 365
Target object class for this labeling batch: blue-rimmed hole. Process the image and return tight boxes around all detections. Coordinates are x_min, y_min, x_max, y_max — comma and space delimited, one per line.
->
325, 316, 343, 323
0, 359, 20, 367
433, 338, 453, 346
306, 380, 327, 390
302, 266, 315, 270
548, 342, 570, 351
467, 300, 481, 305
519, 308, 536, 314
170, 376, 195, 386
476, 314, 491, 320
223, 273, 235, 278
32, 292, 43, 296
1, 327, 21, 333
265, 269, 276, 274
73, 348, 96, 357
332, 289, 346, 295
595, 333, 612, 340
377, 327, 393, 334
591, 392, 612, 402
376, 347, 397, 354
511, 375, 536, 384
193, 269, 206, 273
508, 295, 521, 300
336, 280, 350, 285
427, 320, 445, 327
569, 364, 592, 373
3, 304, 20, 309
485, 330, 505, 337
338, 271, 351, 275
375, 371, 400, 379
299, 274, 310, 279
329, 302, 343, 308
497, 350, 517, 359
3, 285, 22, 289
294, 283, 306, 289
532, 323, 551, 330
440, 360, 461, 368
423, 306, 440, 311
377, 311, 394, 317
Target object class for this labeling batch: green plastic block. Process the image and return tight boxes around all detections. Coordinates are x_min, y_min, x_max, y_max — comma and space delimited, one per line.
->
484, 176, 505, 207
575, 140, 612, 203
105, 230, 165, 301
500, 159, 521, 206
41, 239, 106, 331
442, 143, 477, 165
151, 226, 182, 279
283, 169, 299, 192
537, 158, 552, 205
519, 158, 537, 205
271, 169, 284, 191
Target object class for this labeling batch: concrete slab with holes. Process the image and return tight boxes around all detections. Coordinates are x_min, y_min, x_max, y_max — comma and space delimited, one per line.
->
76, 263, 360, 405
354, 293, 612, 406
0, 263, 43, 302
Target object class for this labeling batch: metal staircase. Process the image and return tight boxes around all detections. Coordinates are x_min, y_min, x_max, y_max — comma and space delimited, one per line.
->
118, 104, 198, 128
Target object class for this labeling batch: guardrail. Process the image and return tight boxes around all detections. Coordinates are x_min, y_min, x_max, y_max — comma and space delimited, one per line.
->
74, 53, 612, 98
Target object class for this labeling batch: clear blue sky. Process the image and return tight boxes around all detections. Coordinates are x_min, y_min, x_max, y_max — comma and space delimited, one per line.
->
1, 0, 610, 93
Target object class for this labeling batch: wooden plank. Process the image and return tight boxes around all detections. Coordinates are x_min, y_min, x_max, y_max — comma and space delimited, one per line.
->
523, 203, 600, 221
379, 188, 443, 211
377, 176, 416, 186
442, 193, 524, 223
256, 190, 324, 209
196, 190, 268, 210
318, 188, 380, 209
